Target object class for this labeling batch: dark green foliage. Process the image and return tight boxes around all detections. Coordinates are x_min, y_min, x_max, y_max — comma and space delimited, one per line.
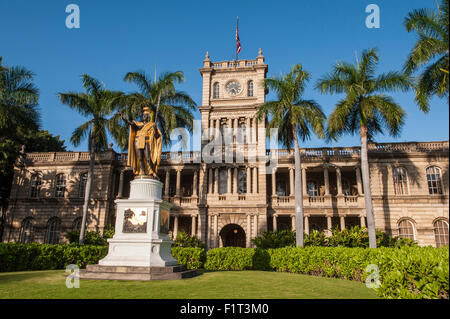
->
252, 227, 417, 249
204, 247, 271, 271
268, 246, 449, 299
171, 247, 205, 270
251, 230, 296, 249
0, 243, 108, 271
173, 231, 205, 248
304, 230, 327, 247
66, 225, 114, 246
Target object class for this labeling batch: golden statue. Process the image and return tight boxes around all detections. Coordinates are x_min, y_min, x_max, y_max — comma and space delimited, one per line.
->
119, 107, 162, 178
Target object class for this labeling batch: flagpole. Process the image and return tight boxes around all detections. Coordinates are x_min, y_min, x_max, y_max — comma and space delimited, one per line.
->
236, 16, 239, 67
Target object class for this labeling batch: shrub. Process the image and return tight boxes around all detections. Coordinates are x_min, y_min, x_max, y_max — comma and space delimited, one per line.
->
268, 246, 449, 299
66, 225, 115, 246
171, 247, 205, 269
173, 232, 205, 248
0, 243, 205, 272
204, 247, 271, 271
252, 227, 418, 248
251, 230, 296, 249
304, 230, 327, 247
0, 243, 108, 272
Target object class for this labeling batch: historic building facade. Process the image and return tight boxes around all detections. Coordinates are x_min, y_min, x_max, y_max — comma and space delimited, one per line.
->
2, 51, 449, 247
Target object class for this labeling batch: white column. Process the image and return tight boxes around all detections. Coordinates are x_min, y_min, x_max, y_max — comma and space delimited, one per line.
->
214, 214, 218, 248
246, 117, 251, 144
252, 117, 257, 143
289, 167, 294, 196
327, 216, 332, 236
291, 215, 296, 232
356, 166, 363, 195
207, 214, 211, 248
253, 214, 258, 238
247, 214, 251, 247
118, 170, 125, 198
214, 168, 219, 194
340, 216, 345, 231
360, 215, 366, 228
304, 215, 309, 234
174, 215, 179, 239
164, 169, 170, 197
247, 166, 251, 194
272, 169, 276, 196
336, 167, 343, 195
273, 215, 278, 232
233, 167, 238, 194
208, 168, 213, 194
302, 168, 307, 196
191, 215, 196, 236
176, 168, 181, 196
193, 170, 198, 196
324, 167, 330, 195
252, 167, 258, 193
227, 168, 232, 194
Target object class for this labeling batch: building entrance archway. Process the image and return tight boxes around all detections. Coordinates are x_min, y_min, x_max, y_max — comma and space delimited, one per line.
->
219, 224, 246, 247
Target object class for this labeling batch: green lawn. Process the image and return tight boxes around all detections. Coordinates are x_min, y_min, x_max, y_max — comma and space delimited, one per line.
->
0, 269, 379, 299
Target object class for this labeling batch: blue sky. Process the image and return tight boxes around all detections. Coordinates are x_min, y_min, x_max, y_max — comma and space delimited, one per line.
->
0, 0, 448, 152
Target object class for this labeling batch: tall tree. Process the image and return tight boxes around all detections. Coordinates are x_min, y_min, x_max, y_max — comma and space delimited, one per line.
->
404, 0, 449, 112
112, 70, 196, 150
256, 64, 326, 247
58, 75, 123, 244
0, 58, 40, 202
316, 48, 411, 248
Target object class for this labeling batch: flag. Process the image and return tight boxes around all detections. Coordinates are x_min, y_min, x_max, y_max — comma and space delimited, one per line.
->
236, 17, 241, 54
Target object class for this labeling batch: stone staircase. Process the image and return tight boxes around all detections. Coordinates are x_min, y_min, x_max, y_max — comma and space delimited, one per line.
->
79, 264, 197, 281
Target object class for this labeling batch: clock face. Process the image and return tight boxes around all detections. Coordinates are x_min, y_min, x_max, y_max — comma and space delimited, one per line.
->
226, 81, 242, 96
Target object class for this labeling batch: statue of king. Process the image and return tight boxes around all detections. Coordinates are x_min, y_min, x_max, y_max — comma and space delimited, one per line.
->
120, 107, 162, 177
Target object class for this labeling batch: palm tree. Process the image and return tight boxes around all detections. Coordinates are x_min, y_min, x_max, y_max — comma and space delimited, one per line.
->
404, 0, 449, 112
0, 57, 8, 73
315, 48, 411, 248
111, 70, 196, 150
256, 64, 326, 247
58, 75, 123, 244
0, 58, 40, 141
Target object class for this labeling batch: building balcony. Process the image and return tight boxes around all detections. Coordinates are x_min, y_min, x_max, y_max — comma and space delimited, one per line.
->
269, 195, 364, 208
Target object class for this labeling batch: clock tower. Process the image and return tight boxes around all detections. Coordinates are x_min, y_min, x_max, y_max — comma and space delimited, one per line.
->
198, 49, 269, 248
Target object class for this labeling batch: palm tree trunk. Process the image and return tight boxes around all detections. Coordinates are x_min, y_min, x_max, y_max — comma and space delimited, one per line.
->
79, 130, 95, 244
292, 125, 304, 247
360, 125, 377, 248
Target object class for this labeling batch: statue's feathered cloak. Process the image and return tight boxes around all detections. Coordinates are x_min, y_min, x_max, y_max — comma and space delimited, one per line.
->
127, 120, 162, 176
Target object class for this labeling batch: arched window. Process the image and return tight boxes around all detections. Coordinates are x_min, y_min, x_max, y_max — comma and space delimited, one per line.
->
29, 174, 41, 198
307, 181, 319, 197
393, 167, 409, 195
426, 166, 443, 195
45, 217, 61, 244
247, 81, 254, 97
79, 172, 88, 198
398, 219, 415, 240
55, 174, 66, 198
213, 83, 220, 99
19, 218, 34, 243
433, 219, 449, 247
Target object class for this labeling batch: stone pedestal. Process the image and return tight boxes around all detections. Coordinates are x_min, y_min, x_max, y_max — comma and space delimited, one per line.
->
80, 177, 195, 280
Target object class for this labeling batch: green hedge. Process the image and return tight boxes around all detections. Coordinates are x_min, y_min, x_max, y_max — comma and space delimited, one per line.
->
0, 243, 204, 272
171, 247, 205, 269
204, 247, 271, 271
1, 243, 448, 299
0, 243, 108, 272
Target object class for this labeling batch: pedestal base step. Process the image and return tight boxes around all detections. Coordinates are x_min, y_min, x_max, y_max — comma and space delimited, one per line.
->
79, 264, 197, 281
